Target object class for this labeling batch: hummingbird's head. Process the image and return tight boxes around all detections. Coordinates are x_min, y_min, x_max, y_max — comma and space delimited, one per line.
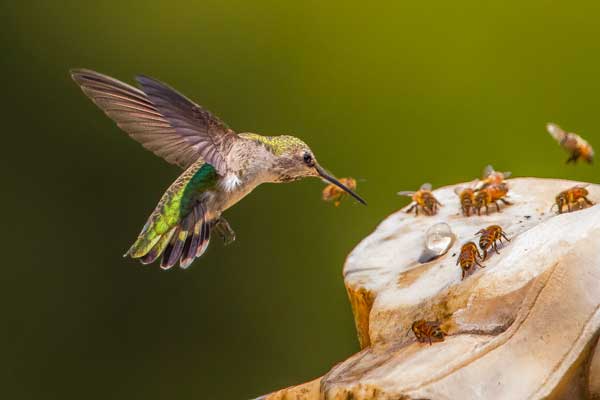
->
270, 135, 366, 205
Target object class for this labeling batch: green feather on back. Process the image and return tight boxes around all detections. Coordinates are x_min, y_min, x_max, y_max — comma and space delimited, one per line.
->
126, 161, 218, 259
239, 133, 309, 156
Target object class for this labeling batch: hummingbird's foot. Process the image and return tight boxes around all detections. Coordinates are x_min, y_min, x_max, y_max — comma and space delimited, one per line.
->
213, 217, 236, 245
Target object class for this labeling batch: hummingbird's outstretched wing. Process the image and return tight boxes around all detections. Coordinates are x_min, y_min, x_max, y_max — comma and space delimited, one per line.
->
71, 69, 237, 172
135, 75, 237, 175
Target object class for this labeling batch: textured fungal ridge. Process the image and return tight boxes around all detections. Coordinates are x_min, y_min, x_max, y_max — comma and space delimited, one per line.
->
262, 178, 600, 400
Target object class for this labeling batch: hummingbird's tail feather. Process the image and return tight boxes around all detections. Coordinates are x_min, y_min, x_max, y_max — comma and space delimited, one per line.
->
160, 215, 192, 270
140, 228, 175, 265
180, 205, 211, 268
197, 220, 212, 257
128, 203, 212, 269
161, 205, 213, 270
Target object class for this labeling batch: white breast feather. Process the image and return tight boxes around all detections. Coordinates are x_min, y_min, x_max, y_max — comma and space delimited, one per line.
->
221, 173, 242, 192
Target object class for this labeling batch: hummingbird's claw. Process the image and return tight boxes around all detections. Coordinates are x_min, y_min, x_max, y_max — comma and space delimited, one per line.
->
213, 217, 236, 245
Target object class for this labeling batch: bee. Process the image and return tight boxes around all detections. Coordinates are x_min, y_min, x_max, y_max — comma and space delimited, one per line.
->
475, 225, 510, 260
411, 320, 446, 345
322, 177, 357, 207
474, 183, 512, 215
547, 123, 594, 164
457, 241, 484, 279
477, 165, 511, 190
553, 185, 594, 213
398, 183, 442, 216
454, 186, 476, 216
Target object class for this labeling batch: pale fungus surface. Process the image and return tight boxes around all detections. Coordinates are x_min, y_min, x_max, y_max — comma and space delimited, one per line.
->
260, 178, 600, 400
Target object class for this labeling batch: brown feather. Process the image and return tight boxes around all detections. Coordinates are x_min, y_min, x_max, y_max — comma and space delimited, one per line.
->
181, 204, 206, 269
71, 69, 237, 170
135, 75, 238, 175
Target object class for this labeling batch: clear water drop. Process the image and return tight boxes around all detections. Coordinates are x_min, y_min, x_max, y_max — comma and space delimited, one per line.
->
419, 222, 455, 263
426, 223, 453, 254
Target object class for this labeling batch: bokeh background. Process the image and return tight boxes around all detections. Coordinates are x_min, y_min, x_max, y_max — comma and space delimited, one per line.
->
4, 1, 600, 398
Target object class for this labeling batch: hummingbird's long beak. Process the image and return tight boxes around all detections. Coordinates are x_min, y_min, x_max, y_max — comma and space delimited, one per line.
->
316, 165, 367, 205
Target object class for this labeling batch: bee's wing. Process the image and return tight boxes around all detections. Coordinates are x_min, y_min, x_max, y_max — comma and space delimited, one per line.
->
454, 187, 464, 195
482, 165, 495, 178
468, 178, 481, 188
397, 191, 416, 196
420, 182, 432, 191
502, 171, 512, 179
344, 177, 358, 189
547, 122, 567, 142
574, 134, 592, 148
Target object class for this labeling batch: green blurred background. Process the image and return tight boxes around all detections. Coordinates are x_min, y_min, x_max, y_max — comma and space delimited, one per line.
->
3, 1, 600, 398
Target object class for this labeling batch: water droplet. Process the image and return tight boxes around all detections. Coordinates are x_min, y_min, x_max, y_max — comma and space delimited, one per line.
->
418, 222, 455, 263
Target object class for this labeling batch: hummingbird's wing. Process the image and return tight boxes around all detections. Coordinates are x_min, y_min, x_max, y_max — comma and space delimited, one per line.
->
136, 75, 237, 175
71, 69, 237, 172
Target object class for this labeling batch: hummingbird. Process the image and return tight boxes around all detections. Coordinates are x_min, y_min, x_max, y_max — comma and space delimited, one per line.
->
71, 69, 366, 270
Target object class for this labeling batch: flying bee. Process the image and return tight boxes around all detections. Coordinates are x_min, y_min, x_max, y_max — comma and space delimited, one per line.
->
547, 123, 594, 164
553, 185, 594, 213
474, 183, 512, 215
398, 183, 442, 216
454, 186, 476, 216
457, 241, 484, 279
476, 165, 511, 190
322, 177, 357, 207
475, 225, 510, 260
411, 320, 446, 345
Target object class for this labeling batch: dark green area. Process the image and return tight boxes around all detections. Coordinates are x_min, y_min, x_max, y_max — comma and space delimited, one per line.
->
3, 1, 600, 399
180, 163, 218, 218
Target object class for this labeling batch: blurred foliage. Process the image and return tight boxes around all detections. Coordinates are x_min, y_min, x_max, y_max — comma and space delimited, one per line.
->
3, 1, 600, 398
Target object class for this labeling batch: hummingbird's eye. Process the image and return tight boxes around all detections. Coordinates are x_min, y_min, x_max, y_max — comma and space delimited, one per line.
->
303, 152, 313, 166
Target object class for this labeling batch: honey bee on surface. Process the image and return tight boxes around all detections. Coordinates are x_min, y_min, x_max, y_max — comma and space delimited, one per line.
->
474, 183, 512, 215
553, 185, 594, 214
475, 225, 510, 260
322, 177, 357, 207
454, 185, 476, 217
477, 165, 511, 190
411, 320, 446, 345
547, 123, 594, 164
457, 241, 484, 279
398, 183, 442, 216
